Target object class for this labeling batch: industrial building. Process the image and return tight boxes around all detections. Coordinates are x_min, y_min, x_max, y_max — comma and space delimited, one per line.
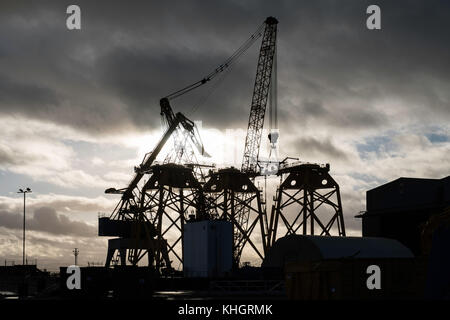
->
358, 176, 450, 255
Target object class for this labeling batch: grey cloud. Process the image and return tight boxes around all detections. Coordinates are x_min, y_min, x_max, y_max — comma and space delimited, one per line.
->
0, 146, 22, 166
0, 0, 448, 137
31, 206, 95, 237
97, 44, 256, 129
30, 198, 114, 214
0, 75, 58, 107
0, 230, 107, 271
293, 137, 348, 161
283, 99, 387, 131
0, 195, 115, 217
302, 101, 327, 117
0, 144, 45, 166
0, 206, 96, 237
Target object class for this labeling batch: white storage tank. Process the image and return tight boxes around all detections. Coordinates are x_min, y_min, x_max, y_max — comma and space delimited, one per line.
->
183, 220, 232, 278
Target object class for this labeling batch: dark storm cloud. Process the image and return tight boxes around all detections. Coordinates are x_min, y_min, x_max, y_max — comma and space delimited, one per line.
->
0, 75, 58, 107
0, 0, 449, 134
294, 137, 348, 161
0, 206, 96, 237
283, 99, 386, 131
96, 44, 257, 129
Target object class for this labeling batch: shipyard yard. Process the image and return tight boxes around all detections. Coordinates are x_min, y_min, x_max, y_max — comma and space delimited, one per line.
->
0, 1, 450, 311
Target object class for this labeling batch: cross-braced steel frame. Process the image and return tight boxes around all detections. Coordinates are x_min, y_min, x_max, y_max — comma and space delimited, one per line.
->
105, 164, 203, 273
268, 163, 346, 246
203, 168, 268, 267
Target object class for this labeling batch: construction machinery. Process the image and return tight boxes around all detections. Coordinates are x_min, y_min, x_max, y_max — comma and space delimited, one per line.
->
99, 16, 346, 273
214, 16, 278, 266
100, 17, 280, 271
241, 16, 279, 176
100, 112, 207, 270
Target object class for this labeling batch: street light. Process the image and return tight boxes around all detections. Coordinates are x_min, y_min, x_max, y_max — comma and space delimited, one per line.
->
73, 248, 79, 265
17, 188, 32, 265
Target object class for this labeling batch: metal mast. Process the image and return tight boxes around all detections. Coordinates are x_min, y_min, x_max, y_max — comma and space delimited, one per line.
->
241, 17, 278, 175
73, 248, 79, 266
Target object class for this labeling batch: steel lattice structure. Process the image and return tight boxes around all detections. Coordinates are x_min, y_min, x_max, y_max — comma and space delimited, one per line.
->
241, 17, 278, 175
99, 16, 348, 274
268, 163, 346, 246
102, 164, 203, 272
135, 164, 203, 269
225, 17, 278, 267
203, 168, 269, 266
100, 113, 206, 272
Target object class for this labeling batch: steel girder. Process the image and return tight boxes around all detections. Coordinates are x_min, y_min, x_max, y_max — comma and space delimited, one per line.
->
268, 163, 346, 246
203, 168, 268, 267
105, 164, 203, 273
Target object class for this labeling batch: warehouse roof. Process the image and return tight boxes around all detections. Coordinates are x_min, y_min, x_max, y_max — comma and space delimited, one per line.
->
262, 235, 413, 268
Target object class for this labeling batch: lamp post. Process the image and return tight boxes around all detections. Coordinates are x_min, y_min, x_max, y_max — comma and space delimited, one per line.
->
17, 188, 32, 265
73, 248, 79, 265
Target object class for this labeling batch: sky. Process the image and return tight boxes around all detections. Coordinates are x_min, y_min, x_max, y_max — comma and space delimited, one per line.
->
0, 0, 449, 271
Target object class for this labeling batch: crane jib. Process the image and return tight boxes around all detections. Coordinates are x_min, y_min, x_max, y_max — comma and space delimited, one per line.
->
242, 17, 278, 175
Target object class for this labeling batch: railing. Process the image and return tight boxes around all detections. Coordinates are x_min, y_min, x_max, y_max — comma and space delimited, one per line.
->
278, 160, 328, 171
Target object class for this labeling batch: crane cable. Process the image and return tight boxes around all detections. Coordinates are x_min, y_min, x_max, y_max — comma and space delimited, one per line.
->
189, 23, 269, 117
267, 35, 278, 163
163, 22, 265, 101
269, 45, 278, 131
189, 62, 235, 117
161, 20, 267, 164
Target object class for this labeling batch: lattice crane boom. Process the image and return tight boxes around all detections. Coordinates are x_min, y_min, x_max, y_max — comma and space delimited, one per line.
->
241, 17, 278, 175
158, 21, 268, 161
105, 112, 199, 200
